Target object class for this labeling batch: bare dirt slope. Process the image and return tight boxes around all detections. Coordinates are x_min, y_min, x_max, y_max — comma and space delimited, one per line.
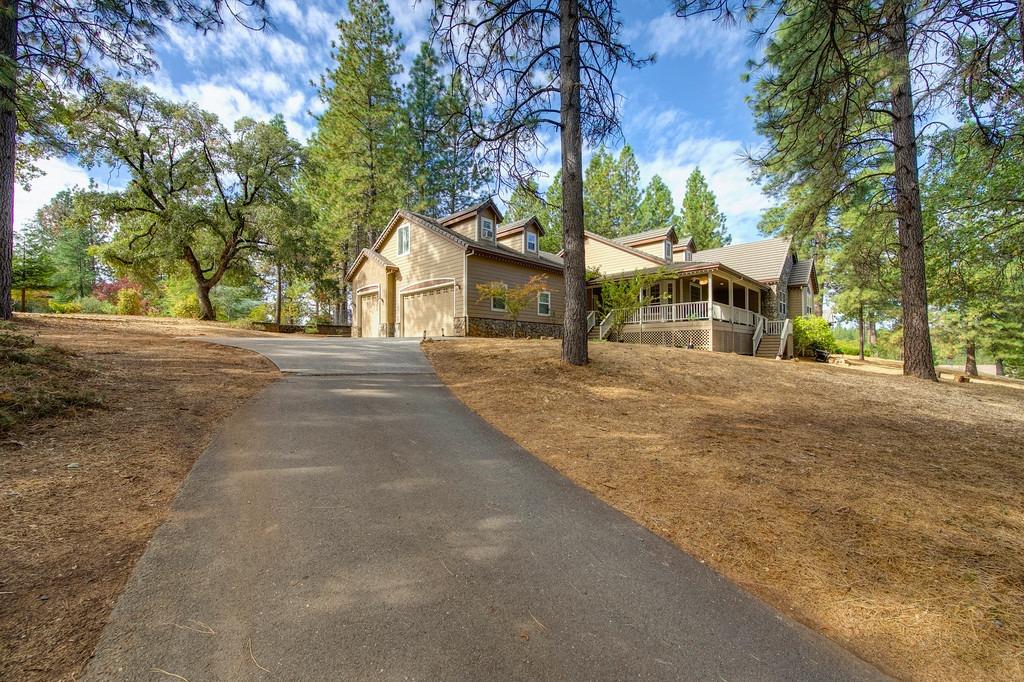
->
0, 315, 278, 681
425, 339, 1024, 682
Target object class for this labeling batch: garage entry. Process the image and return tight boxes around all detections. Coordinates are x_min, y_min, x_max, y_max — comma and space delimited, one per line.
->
359, 293, 379, 338
402, 286, 454, 338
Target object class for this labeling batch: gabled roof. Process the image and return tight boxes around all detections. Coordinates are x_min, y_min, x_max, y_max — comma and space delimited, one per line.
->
497, 215, 545, 236
692, 237, 793, 284
613, 226, 677, 246
672, 235, 696, 251
571, 230, 668, 265
788, 258, 818, 291
346, 208, 562, 281
347, 248, 399, 278
438, 197, 504, 226
589, 260, 767, 290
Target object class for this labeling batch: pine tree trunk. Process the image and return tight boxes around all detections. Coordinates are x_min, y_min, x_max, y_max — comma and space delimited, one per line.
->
995, 358, 1005, 376
868, 316, 878, 345
558, 0, 588, 366
0, 1, 16, 321
197, 284, 215, 321
889, 7, 937, 380
858, 303, 865, 360
964, 339, 978, 376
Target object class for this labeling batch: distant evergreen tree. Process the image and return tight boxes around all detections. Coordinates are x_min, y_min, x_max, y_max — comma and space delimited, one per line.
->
541, 171, 563, 252
434, 71, 491, 216
305, 0, 409, 270
584, 145, 641, 237
675, 168, 730, 249
35, 187, 111, 300
505, 180, 546, 222
636, 175, 675, 233
404, 41, 445, 214
11, 221, 55, 311
613, 146, 642, 234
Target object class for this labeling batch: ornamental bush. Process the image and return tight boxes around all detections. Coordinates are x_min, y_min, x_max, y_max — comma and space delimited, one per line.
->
793, 315, 836, 356
116, 288, 143, 315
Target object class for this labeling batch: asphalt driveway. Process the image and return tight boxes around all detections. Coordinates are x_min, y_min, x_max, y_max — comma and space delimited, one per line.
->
84, 336, 884, 681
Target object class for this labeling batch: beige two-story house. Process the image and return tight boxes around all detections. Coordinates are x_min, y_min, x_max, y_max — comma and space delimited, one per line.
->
346, 199, 565, 338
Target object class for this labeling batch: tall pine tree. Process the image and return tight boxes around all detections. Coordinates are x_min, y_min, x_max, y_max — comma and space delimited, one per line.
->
584, 145, 641, 237
306, 0, 408, 273
636, 175, 675, 233
434, 71, 491, 216
405, 42, 445, 214
675, 168, 730, 248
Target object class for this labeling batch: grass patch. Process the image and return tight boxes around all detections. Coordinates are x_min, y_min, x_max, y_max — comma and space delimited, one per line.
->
0, 328, 103, 431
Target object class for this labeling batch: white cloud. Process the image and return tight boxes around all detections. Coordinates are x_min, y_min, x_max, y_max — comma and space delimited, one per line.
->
629, 13, 750, 70
637, 136, 772, 243
15, 158, 89, 230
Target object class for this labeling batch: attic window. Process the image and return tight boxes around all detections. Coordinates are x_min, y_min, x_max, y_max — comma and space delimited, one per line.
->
526, 231, 538, 252
480, 217, 495, 241
664, 239, 672, 261
397, 225, 410, 256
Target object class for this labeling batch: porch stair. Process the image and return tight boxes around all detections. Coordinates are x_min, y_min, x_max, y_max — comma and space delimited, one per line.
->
756, 334, 782, 359
588, 325, 602, 341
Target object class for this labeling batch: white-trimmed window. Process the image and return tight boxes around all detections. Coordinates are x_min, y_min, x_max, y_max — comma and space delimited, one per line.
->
664, 239, 672, 261
480, 217, 495, 241
397, 225, 410, 256
526, 231, 538, 252
491, 295, 506, 311
537, 291, 551, 316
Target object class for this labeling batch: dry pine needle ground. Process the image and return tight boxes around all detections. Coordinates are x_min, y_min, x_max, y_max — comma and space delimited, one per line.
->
425, 338, 1024, 682
0, 315, 278, 681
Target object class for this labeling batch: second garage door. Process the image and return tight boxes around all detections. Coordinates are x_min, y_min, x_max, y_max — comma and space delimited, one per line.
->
402, 287, 454, 338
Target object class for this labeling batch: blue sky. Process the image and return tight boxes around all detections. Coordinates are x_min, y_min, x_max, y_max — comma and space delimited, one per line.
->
19, 0, 770, 243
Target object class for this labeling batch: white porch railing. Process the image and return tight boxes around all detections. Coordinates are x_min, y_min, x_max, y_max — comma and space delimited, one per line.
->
620, 301, 763, 328
777, 318, 793, 358
598, 311, 615, 339
752, 316, 765, 354
764, 319, 787, 335
587, 310, 596, 332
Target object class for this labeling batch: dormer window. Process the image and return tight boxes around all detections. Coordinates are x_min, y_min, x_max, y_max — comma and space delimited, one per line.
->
397, 224, 410, 256
664, 239, 672, 261
480, 216, 495, 241
526, 231, 538, 253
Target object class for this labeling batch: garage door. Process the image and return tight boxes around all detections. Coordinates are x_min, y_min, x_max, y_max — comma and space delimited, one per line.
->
402, 287, 454, 338
359, 293, 379, 338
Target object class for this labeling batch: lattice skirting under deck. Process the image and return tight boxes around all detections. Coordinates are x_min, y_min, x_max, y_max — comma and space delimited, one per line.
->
617, 329, 711, 350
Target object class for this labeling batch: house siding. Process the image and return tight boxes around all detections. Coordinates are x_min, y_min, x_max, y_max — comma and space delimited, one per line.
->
376, 214, 468, 329
465, 255, 565, 327
585, 236, 662, 275
497, 231, 524, 252
633, 240, 670, 260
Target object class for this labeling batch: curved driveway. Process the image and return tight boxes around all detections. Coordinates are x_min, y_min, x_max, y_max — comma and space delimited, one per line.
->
84, 337, 884, 681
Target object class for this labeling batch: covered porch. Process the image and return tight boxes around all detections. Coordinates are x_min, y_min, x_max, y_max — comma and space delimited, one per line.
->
588, 266, 772, 354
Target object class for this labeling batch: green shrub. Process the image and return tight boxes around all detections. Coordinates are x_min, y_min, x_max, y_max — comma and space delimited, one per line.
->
171, 294, 201, 319
834, 339, 860, 356
793, 315, 836, 356
76, 296, 114, 314
116, 288, 143, 315
48, 300, 82, 314
247, 303, 271, 322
